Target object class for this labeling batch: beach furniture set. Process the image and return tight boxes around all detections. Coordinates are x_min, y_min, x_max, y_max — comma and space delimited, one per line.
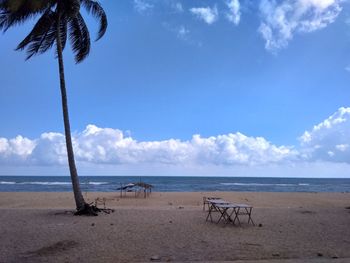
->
203, 197, 255, 226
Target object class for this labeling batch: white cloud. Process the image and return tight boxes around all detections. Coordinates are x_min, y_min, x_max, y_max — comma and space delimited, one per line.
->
191, 133, 297, 165
336, 144, 349, 151
30, 132, 68, 165
328, 151, 335, 157
171, 2, 183, 13
133, 0, 154, 14
300, 107, 350, 162
0, 136, 36, 163
259, 0, 342, 51
190, 6, 219, 25
226, 0, 241, 25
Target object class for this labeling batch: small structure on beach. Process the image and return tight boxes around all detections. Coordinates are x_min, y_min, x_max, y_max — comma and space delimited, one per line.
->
117, 182, 153, 198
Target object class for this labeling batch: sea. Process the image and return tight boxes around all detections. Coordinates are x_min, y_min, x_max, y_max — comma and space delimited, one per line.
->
0, 176, 349, 193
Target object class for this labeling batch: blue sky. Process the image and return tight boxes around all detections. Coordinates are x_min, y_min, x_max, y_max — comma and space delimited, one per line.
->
0, 0, 350, 177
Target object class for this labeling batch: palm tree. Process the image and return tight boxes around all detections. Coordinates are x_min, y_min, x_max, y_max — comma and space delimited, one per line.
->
0, 0, 107, 215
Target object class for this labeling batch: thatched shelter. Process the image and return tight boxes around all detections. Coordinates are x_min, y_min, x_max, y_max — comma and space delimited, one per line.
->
117, 182, 153, 198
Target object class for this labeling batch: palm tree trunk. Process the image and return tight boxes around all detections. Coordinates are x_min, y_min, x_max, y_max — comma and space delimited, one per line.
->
56, 12, 86, 211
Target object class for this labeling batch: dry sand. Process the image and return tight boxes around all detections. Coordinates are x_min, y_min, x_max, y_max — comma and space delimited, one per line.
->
0, 191, 349, 262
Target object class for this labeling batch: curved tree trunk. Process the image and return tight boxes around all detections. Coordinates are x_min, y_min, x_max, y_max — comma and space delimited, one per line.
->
56, 12, 86, 211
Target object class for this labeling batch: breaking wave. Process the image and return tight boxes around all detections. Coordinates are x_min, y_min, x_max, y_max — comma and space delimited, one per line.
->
220, 183, 309, 186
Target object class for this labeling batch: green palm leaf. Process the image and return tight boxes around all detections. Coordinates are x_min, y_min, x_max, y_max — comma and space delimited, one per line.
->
16, 10, 56, 59
81, 0, 107, 40
68, 13, 90, 63
1, 0, 107, 62
0, 0, 54, 31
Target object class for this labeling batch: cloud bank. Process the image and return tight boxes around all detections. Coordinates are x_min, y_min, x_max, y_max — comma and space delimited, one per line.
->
1, 108, 349, 174
0, 125, 296, 166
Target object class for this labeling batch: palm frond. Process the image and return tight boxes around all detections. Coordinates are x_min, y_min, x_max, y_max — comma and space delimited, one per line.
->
81, 0, 107, 40
0, 0, 55, 32
5, 0, 107, 63
39, 17, 57, 54
68, 13, 90, 63
16, 10, 56, 60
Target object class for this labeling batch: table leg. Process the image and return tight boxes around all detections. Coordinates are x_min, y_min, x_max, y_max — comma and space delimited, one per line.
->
232, 207, 241, 226
247, 207, 255, 226
206, 204, 214, 222
216, 207, 228, 224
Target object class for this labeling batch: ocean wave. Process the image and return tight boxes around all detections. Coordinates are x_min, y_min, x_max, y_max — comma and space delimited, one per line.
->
0, 181, 16, 185
18, 181, 109, 186
1, 181, 109, 186
20, 182, 71, 186
220, 183, 295, 186
298, 183, 310, 186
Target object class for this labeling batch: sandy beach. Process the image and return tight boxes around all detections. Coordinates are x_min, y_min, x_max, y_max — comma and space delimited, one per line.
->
0, 191, 349, 262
